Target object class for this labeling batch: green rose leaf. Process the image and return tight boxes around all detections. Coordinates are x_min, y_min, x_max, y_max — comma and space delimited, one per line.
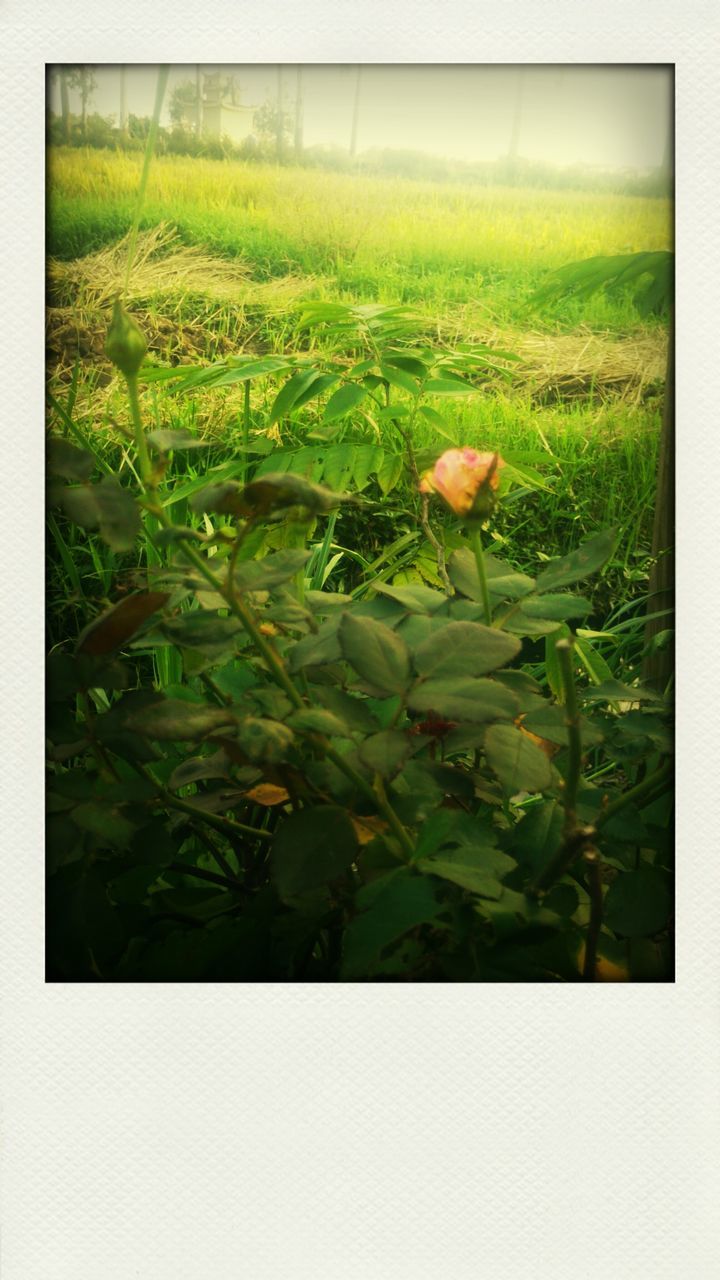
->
603, 867, 671, 938
449, 548, 535, 602
341, 869, 443, 978
484, 723, 554, 793
407, 677, 518, 723
358, 730, 411, 776
535, 528, 617, 592
271, 805, 358, 900
60, 477, 140, 551
339, 613, 412, 694
412, 621, 521, 679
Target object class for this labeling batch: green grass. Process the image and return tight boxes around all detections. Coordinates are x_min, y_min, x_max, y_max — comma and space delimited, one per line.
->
47, 143, 668, 665
48, 147, 672, 329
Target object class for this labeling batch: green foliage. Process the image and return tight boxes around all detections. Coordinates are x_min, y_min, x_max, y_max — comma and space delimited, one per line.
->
45, 146, 672, 983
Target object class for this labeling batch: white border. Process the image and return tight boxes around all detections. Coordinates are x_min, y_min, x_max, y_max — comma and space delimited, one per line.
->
2, 3, 720, 1277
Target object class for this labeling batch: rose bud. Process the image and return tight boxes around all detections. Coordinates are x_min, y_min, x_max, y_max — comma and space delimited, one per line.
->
105, 298, 147, 377
419, 448, 505, 521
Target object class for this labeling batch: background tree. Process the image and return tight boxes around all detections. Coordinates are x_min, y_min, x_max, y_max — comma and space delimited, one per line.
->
253, 99, 293, 156
169, 79, 200, 131
66, 66, 97, 140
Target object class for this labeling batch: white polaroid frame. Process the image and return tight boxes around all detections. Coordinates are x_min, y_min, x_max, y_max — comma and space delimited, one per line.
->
2, 2, 719, 1276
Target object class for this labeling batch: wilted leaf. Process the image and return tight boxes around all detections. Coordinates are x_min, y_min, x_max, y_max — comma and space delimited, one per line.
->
77, 592, 170, 656
124, 698, 236, 741
243, 783, 290, 807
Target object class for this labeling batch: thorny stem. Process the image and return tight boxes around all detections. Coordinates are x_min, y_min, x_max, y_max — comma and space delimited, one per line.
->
582, 848, 603, 981
595, 759, 672, 831
530, 759, 672, 898
132, 761, 272, 843
469, 525, 493, 626
81, 691, 121, 782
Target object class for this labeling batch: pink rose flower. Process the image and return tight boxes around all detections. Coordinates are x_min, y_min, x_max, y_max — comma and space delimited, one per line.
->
419, 448, 505, 518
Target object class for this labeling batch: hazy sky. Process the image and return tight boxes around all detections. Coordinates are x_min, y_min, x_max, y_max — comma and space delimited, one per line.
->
49, 65, 672, 171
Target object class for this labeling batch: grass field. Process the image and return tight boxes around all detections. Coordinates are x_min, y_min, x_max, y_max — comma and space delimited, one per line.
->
47, 147, 669, 628
48, 148, 672, 321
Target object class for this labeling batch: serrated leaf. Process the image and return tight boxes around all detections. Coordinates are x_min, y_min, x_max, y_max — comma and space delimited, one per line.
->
484, 723, 554, 793
60, 477, 140, 551
407, 677, 518, 723
235, 717, 295, 763
352, 443, 383, 490
47, 437, 94, 481
522, 705, 604, 748
374, 582, 447, 614
376, 452, 404, 495
160, 613, 243, 655
71, 801, 137, 849
240, 472, 342, 516
233, 549, 311, 591
603, 868, 671, 938
449, 548, 535, 601
535, 529, 617, 592
520, 593, 592, 620
413, 621, 520, 679
271, 805, 358, 899
341, 869, 442, 978
340, 613, 411, 694
189, 481, 246, 518
287, 708, 350, 737
358, 730, 411, 776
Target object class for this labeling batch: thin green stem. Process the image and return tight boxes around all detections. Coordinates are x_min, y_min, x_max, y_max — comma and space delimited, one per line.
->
123, 66, 170, 295
242, 381, 251, 485
556, 637, 582, 837
469, 525, 492, 626
125, 372, 153, 489
596, 760, 672, 831
133, 761, 272, 843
